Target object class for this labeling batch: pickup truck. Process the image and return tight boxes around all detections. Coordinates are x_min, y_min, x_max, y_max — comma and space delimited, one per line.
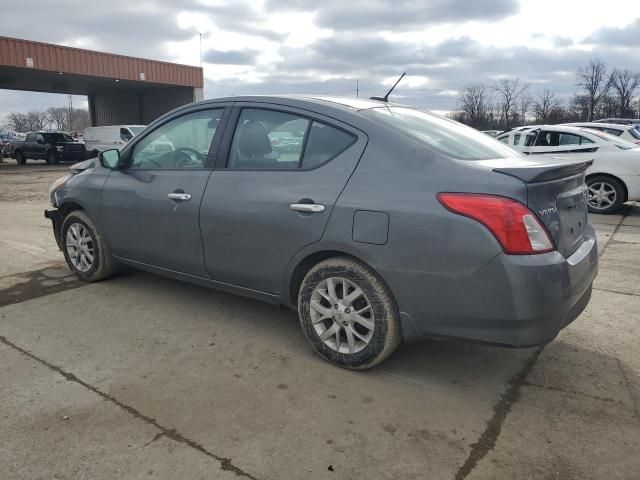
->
12, 132, 86, 165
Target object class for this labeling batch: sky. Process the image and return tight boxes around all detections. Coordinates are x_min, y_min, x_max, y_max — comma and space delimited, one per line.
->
1, 0, 640, 118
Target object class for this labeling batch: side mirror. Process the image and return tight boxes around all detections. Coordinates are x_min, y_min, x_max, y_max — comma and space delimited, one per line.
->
99, 149, 120, 169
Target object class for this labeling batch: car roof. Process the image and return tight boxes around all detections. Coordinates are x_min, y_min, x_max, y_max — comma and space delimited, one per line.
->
190, 94, 397, 112
564, 122, 632, 130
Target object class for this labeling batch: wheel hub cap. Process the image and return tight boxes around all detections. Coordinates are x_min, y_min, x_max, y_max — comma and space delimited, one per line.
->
588, 182, 616, 210
309, 276, 375, 354
65, 223, 95, 273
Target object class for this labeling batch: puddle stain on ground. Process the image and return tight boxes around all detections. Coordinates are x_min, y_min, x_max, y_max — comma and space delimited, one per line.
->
0, 266, 83, 307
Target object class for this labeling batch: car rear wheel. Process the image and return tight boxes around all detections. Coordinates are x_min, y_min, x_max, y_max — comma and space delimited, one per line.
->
46, 151, 59, 165
298, 256, 400, 370
586, 175, 625, 214
61, 210, 117, 282
14, 150, 26, 165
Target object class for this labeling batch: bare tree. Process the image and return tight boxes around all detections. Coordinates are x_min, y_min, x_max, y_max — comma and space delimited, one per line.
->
6, 112, 30, 132
610, 69, 640, 117
494, 78, 528, 129
576, 58, 612, 121
22, 110, 50, 131
532, 89, 562, 123
47, 107, 69, 131
70, 109, 91, 132
458, 84, 492, 128
518, 88, 532, 125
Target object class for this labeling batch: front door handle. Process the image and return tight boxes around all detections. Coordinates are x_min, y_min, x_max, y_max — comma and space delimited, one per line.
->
290, 203, 325, 213
168, 192, 192, 201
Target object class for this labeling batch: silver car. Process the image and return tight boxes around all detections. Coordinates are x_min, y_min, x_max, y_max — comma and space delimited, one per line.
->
45, 96, 598, 369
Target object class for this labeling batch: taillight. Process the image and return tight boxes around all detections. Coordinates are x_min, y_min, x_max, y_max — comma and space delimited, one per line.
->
437, 193, 555, 255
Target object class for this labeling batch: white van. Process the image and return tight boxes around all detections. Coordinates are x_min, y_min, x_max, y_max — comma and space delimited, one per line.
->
84, 125, 146, 154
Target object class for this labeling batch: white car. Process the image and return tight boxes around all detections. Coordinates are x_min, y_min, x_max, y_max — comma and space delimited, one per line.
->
563, 122, 640, 145
497, 125, 640, 213
84, 125, 146, 155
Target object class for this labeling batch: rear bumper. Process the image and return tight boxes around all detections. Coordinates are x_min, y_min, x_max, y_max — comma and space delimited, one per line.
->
386, 225, 599, 346
44, 209, 62, 250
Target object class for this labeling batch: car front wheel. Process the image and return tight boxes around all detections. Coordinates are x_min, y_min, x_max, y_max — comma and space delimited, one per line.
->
46, 151, 59, 165
298, 256, 401, 370
61, 210, 116, 282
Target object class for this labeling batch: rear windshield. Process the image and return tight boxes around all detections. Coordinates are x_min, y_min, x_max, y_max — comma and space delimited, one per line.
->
129, 127, 145, 135
363, 107, 515, 160
580, 128, 637, 148
43, 133, 74, 142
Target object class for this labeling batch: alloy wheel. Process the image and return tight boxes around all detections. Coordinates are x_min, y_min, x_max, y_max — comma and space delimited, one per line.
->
309, 276, 375, 354
65, 223, 95, 272
587, 181, 616, 211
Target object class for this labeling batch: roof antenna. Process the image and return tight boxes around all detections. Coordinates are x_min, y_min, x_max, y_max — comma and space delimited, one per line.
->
370, 72, 406, 102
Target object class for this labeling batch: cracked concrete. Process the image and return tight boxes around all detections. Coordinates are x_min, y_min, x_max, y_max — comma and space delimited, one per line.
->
1, 164, 639, 479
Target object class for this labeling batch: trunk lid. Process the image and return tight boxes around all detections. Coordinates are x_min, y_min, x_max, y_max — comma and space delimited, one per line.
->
491, 157, 593, 258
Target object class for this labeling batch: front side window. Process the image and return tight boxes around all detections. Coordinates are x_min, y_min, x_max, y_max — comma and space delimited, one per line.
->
36, 134, 45, 143
497, 135, 509, 144
26, 133, 35, 142
227, 108, 356, 170
363, 107, 515, 160
513, 133, 521, 145
120, 128, 133, 142
130, 109, 223, 169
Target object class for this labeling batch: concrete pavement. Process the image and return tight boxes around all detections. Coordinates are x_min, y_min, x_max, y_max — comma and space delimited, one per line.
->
1, 163, 638, 479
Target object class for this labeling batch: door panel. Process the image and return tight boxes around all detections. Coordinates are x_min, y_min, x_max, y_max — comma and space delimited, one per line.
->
102, 170, 212, 275
100, 107, 229, 276
200, 105, 367, 294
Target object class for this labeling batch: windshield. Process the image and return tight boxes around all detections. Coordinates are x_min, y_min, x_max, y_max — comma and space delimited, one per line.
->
363, 107, 516, 160
129, 127, 145, 136
43, 133, 74, 142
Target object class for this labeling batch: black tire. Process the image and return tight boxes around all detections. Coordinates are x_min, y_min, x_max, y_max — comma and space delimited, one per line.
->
46, 151, 59, 165
61, 210, 117, 282
298, 256, 401, 370
14, 150, 26, 165
586, 175, 625, 214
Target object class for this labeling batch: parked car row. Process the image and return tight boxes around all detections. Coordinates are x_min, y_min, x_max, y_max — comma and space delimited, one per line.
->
4, 125, 147, 165
496, 124, 640, 213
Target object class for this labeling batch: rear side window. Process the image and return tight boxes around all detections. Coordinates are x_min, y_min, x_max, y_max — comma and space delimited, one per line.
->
301, 122, 355, 169
228, 108, 355, 170
630, 128, 640, 140
363, 107, 515, 160
536, 131, 593, 147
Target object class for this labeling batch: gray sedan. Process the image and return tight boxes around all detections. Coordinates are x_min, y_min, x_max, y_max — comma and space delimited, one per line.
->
45, 96, 598, 369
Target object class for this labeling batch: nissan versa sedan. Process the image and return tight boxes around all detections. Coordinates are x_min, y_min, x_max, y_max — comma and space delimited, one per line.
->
45, 96, 598, 369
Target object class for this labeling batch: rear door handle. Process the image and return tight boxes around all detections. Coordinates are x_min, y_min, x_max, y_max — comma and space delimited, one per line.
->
290, 203, 325, 213
168, 192, 192, 201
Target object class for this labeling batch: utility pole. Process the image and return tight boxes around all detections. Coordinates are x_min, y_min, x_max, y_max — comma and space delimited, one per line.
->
356, 80, 359, 98
68, 94, 73, 132
199, 33, 203, 67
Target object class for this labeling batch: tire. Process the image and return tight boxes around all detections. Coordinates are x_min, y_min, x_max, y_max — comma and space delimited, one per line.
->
14, 150, 26, 165
46, 151, 59, 165
61, 210, 116, 282
298, 256, 401, 370
586, 175, 625, 214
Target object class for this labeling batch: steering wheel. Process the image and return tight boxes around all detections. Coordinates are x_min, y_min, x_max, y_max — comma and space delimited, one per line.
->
174, 147, 205, 168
